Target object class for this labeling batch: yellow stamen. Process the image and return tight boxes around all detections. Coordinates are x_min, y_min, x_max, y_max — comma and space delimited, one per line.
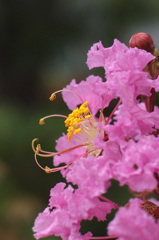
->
45, 166, 52, 174
64, 101, 92, 141
85, 115, 92, 119
39, 118, 45, 125
49, 94, 56, 101
32, 138, 89, 157
74, 128, 81, 134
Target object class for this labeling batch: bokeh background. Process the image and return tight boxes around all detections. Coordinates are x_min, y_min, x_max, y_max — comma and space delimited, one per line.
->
1, 1, 159, 239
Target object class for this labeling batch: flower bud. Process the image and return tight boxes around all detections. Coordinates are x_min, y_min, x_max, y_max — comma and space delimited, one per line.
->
129, 32, 155, 54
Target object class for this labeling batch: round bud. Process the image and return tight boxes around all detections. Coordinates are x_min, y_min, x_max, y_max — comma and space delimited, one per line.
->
129, 32, 155, 54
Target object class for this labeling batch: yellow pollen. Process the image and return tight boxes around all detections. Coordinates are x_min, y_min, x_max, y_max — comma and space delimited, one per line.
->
64, 101, 92, 141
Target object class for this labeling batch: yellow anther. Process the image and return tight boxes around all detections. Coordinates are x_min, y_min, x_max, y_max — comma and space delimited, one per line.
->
74, 118, 83, 124
74, 128, 81, 135
67, 132, 73, 141
83, 109, 89, 115
64, 101, 92, 141
49, 94, 56, 101
64, 118, 70, 125
37, 143, 41, 149
45, 166, 52, 173
67, 126, 74, 132
82, 101, 88, 106
39, 118, 45, 125
85, 115, 91, 119
36, 144, 42, 153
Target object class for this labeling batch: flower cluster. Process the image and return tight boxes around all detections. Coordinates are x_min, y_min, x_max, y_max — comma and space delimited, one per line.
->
32, 33, 159, 240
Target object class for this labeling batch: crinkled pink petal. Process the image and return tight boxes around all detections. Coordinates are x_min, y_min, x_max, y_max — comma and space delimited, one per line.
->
33, 182, 114, 240
105, 103, 159, 143
33, 183, 94, 240
54, 134, 86, 166
88, 197, 115, 221
65, 155, 111, 198
87, 39, 154, 74
62, 75, 112, 115
33, 208, 73, 240
106, 70, 154, 101
112, 136, 159, 192
105, 46, 154, 73
87, 39, 128, 70
108, 198, 159, 240
86, 41, 107, 69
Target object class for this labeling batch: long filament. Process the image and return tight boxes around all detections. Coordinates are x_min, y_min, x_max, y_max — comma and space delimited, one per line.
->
49, 89, 84, 103
34, 147, 99, 173
39, 114, 67, 125
99, 195, 119, 209
32, 138, 89, 157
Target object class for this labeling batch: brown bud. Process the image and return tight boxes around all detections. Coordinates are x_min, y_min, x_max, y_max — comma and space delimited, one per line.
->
141, 200, 159, 221
129, 32, 155, 54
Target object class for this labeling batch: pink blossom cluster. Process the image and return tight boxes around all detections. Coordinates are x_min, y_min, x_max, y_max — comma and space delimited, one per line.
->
33, 34, 159, 240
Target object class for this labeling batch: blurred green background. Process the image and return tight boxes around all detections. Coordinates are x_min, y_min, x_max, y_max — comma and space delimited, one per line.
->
1, 0, 159, 239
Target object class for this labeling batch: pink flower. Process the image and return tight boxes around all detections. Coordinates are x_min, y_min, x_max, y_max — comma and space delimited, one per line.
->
108, 198, 159, 240
87, 39, 154, 73
33, 34, 159, 240
64, 154, 112, 198
87, 39, 155, 104
111, 135, 159, 192
105, 103, 159, 144
33, 183, 115, 240
86, 40, 128, 70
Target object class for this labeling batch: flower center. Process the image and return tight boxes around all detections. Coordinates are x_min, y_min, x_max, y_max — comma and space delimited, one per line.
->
33, 91, 123, 173
64, 101, 99, 144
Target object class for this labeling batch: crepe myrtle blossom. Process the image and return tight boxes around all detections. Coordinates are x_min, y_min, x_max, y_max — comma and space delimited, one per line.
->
32, 33, 159, 240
